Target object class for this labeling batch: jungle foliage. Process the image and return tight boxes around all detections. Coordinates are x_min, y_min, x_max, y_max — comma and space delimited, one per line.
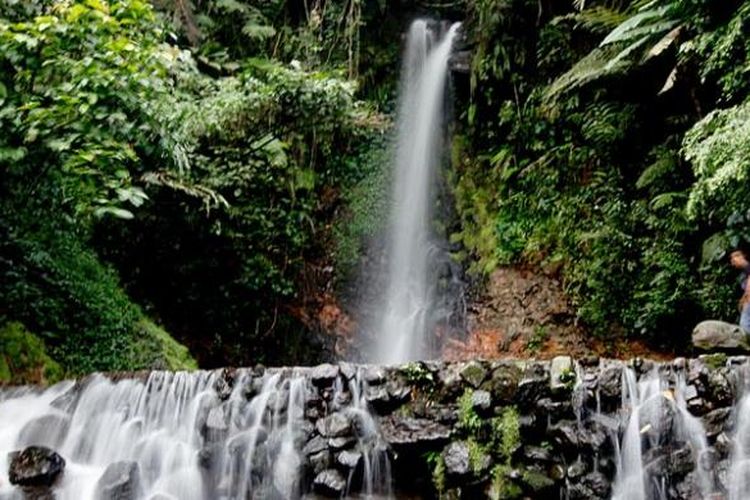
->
0, 0, 393, 375
454, 0, 750, 345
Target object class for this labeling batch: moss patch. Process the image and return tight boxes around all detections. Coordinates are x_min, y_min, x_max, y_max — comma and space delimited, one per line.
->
0, 322, 63, 385
131, 319, 198, 371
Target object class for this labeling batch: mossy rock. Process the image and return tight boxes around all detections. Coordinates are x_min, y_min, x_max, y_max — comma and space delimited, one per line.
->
0, 322, 63, 385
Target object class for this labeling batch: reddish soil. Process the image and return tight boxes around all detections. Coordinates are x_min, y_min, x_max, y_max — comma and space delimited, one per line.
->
445, 267, 674, 361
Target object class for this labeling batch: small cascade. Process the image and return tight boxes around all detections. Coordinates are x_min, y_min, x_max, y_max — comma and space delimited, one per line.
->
341, 370, 392, 497
0, 367, 392, 500
369, 20, 461, 364
610, 367, 714, 500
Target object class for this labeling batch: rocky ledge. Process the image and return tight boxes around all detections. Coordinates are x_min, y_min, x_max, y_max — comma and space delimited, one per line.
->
6, 354, 749, 499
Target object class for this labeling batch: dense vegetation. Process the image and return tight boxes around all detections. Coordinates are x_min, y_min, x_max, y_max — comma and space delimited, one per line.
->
454, 0, 750, 347
1, 0, 748, 381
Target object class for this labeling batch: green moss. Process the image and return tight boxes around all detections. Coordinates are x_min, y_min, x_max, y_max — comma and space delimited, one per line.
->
424, 450, 446, 495
492, 406, 521, 464
488, 464, 522, 500
703, 353, 728, 370
467, 438, 488, 475
0, 322, 63, 385
521, 469, 555, 493
458, 389, 482, 435
132, 320, 198, 371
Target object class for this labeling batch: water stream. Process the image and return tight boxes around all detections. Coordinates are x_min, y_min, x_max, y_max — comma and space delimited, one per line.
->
370, 20, 461, 364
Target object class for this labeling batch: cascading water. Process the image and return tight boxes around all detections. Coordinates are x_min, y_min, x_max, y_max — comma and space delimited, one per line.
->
0, 368, 391, 500
609, 367, 714, 500
371, 20, 461, 364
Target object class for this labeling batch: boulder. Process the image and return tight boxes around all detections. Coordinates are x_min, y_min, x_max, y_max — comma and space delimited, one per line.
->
95, 461, 143, 500
470, 390, 492, 415
315, 413, 351, 438
313, 469, 346, 497
460, 361, 488, 388
379, 415, 451, 450
442, 441, 470, 477
8, 446, 65, 488
693, 320, 750, 351
311, 364, 339, 386
336, 449, 362, 470
308, 450, 331, 475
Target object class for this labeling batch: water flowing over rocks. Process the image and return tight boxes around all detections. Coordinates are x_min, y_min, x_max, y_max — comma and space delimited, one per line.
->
3, 356, 750, 498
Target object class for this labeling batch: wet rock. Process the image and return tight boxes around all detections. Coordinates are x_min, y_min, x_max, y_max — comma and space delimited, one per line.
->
482, 363, 521, 403
313, 469, 346, 497
386, 382, 411, 406
379, 415, 451, 449
706, 370, 734, 407
550, 356, 573, 393
715, 432, 733, 456
336, 449, 362, 469
95, 461, 143, 500
442, 441, 470, 477
17, 414, 70, 449
523, 445, 552, 463
366, 382, 410, 414
514, 365, 549, 409
549, 421, 579, 450
303, 436, 328, 457
437, 364, 464, 401
598, 364, 623, 403
702, 407, 732, 438
327, 436, 356, 450
582, 471, 610, 498
338, 362, 357, 380
460, 361, 487, 388
308, 450, 331, 475
520, 468, 555, 494
364, 366, 386, 385
669, 447, 695, 476
548, 464, 566, 481
567, 460, 586, 479
470, 390, 492, 414
536, 398, 573, 420
214, 369, 234, 401
315, 413, 351, 438
693, 320, 750, 351
8, 446, 65, 487
310, 364, 339, 387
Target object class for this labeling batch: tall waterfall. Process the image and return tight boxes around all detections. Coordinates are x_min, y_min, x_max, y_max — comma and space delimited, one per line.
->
371, 20, 461, 364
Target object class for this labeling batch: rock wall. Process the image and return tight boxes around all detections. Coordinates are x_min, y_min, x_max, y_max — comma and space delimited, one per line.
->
4, 355, 748, 499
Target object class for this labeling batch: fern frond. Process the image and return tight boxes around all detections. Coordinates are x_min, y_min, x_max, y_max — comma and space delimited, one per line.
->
600, 4, 674, 46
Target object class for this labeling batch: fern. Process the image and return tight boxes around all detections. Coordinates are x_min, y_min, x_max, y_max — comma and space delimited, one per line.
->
600, 5, 676, 46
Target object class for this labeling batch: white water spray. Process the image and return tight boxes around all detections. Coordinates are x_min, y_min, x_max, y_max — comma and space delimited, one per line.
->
372, 20, 461, 364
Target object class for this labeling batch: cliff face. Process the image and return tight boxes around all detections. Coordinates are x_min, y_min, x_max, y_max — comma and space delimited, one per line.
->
2, 355, 746, 499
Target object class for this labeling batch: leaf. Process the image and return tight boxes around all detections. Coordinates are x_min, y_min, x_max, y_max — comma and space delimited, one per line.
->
600, 5, 673, 46
94, 206, 134, 220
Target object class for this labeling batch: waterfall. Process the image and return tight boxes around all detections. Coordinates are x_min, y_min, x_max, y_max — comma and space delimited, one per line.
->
610, 367, 714, 500
370, 20, 461, 364
0, 368, 391, 500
